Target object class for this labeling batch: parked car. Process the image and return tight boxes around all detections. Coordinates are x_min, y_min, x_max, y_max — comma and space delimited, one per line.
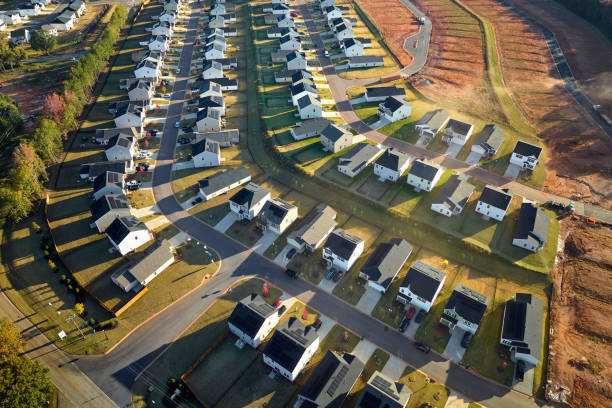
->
286, 248, 296, 260
175, 121, 180, 128
290, 11, 298, 17
330, 43, 339, 49
278, 305, 287, 315
273, 299, 281, 309
324, 49, 329, 57
179, 137, 191, 144
313, 319, 322, 331
406, 306, 416, 320
332, 270, 343, 282
191, 197, 203, 205
154, 93, 162, 98
398, 316, 410, 333
126, 180, 141, 191
414, 342, 431, 353
415, 309, 426, 323
285, 268, 298, 279
135, 150, 152, 159
136, 162, 150, 172
182, 126, 192, 133
460, 332, 472, 348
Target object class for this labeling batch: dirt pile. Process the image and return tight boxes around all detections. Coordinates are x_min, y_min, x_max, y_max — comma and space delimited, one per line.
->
547, 218, 612, 407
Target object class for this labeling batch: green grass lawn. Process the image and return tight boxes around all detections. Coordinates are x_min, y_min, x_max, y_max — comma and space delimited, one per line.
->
344, 348, 390, 407
226, 220, 263, 247
188, 196, 231, 226
287, 248, 328, 284
127, 189, 155, 209
352, 102, 380, 125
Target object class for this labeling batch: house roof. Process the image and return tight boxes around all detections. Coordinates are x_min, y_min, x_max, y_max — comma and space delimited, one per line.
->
203, 60, 223, 71
399, 261, 446, 302
11, 28, 28, 37
291, 82, 317, 97
338, 143, 382, 174
229, 182, 269, 209
366, 86, 405, 99
476, 124, 505, 152
297, 93, 321, 110
125, 239, 174, 285
348, 56, 383, 64
106, 134, 134, 150
361, 239, 412, 290
80, 161, 127, 178
115, 103, 142, 117
263, 317, 319, 373
513, 141, 542, 158
90, 194, 130, 222
191, 138, 220, 156
195, 129, 239, 146
432, 175, 474, 210
324, 229, 363, 260
288, 204, 337, 248
228, 293, 277, 338
380, 96, 408, 113
375, 148, 411, 172
335, 23, 349, 33
127, 79, 152, 93
478, 186, 513, 211
357, 371, 412, 408
416, 109, 450, 130
290, 118, 331, 138
321, 124, 350, 143
280, 34, 298, 44
502, 293, 544, 361
259, 198, 296, 226
55, 15, 73, 24
93, 171, 123, 193
198, 166, 250, 194
203, 77, 237, 88
286, 50, 304, 62
136, 59, 157, 71
408, 159, 440, 182
443, 284, 490, 327
96, 128, 139, 142
205, 43, 224, 53
106, 215, 148, 244
513, 203, 550, 245
197, 107, 221, 121
200, 80, 222, 95
198, 95, 224, 109
445, 119, 473, 136
275, 69, 304, 80
299, 351, 364, 408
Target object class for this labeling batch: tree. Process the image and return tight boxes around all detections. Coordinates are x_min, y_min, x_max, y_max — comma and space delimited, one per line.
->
42, 93, 65, 123
60, 103, 79, 135
0, 92, 22, 139
74, 303, 84, 315
0, 188, 32, 222
30, 30, 57, 55
29, 118, 62, 163
0, 355, 54, 408
0, 319, 23, 359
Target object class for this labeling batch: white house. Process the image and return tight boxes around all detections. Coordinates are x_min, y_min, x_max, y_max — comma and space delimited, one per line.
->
106, 216, 152, 256
10, 28, 30, 45
320, 124, 353, 153
341, 38, 363, 57
40, 24, 58, 36
151, 21, 173, 37
364, 86, 405, 103
127, 80, 154, 103
289, 118, 330, 141
195, 108, 221, 132
205, 34, 226, 51
431, 175, 474, 217
337, 143, 384, 178
322, 229, 364, 272
209, 15, 225, 28
397, 261, 446, 312
204, 43, 224, 59
51, 15, 74, 31
209, 2, 225, 15
291, 82, 317, 106
92, 171, 124, 201
286, 51, 307, 70
512, 202, 550, 252
475, 186, 513, 221
359, 238, 412, 293
105, 134, 137, 162
198, 95, 225, 116
0, 21, 5, 32
81, 161, 130, 182
67, 0, 86, 16
510, 141, 542, 171
276, 15, 294, 28
114, 104, 145, 130
297, 94, 322, 120
347, 56, 383, 69
228, 294, 279, 348
229, 182, 270, 220
191, 138, 221, 168
134, 59, 160, 83
442, 119, 474, 146
0, 13, 22, 25
263, 318, 320, 382
18, 3, 41, 17
159, 10, 177, 24
414, 109, 450, 142
256, 198, 299, 234
324, 6, 342, 20
378, 96, 412, 123
320, 0, 334, 10
472, 124, 505, 157
334, 23, 353, 41
279, 34, 301, 51
199, 80, 223, 99
198, 166, 251, 201
287, 204, 337, 253
406, 159, 442, 192
202, 60, 224, 79
89, 193, 132, 233
500, 293, 544, 368
441, 284, 489, 335
272, 3, 289, 15
373, 148, 411, 182
111, 240, 175, 292
148, 35, 169, 52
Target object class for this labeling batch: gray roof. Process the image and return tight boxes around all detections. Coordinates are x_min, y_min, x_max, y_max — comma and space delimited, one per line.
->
291, 82, 317, 97
127, 79, 151, 93
400, 261, 446, 302
442, 284, 489, 327
106, 134, 134, 150
106, 215, 148, 244
263, 318, 319, 372
338, 143, 382, 174
348, 56, 383, 64
445, 119, 473, 136
191, 138, 220, 156
324, 229, 363, 260
357, 371, 412, 408
290, 118, 331, 138
513, 141, 542, 158
432, 175, 474, 210
195, 129, 239, 147
299, 351, 364, 408
228, 294, 277, 338
513, 203, 550, 246
198, 166, 250, 195
375, 148, 410, 172
366, 86, 405, 99
408, 159, 440, 182
93, 171, 123, 193
275, 69, 304, 80
80, 161, 127, 178
198, 95, 224, 109
416, 109, 450, 130
321, 124, 350, 143
90, 194, 130, 222
229, 182, 269, 209
478, 186, 513, 210
199, 80, 222, 95
288, 204, 337, 248
297, 93, 321, 109
197, 107, 220, 121
280, 33, 299, 44
259, 198, 297, 226
502, 293, 544, 361
361, 239, 412, 290
380, 96, 408, 113
476, 124, 505, 152
203, 60, 223, 71
124, 239, 174, 285
95, 127, 139, 142
286, 51, 305, 62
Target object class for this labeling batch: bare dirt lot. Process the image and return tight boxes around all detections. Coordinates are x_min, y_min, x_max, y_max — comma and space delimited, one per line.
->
354, 0, 419, 66
547, 218, 612, 407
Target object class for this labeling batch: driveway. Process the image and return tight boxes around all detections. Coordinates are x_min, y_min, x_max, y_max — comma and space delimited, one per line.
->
214, 212, 237, 232
444, 142, 462, 158
318, 277, 338, 293
465, 151, 483, 165
381, 355, 406, 379
273, 244, 293, 267
356, 286, 382, 314
253, 230, 279, 254
513, 364, 535, 396
503, 163, 522, 179
398, 0, 432, 75
443, 327, 467, 364
370, 117, 390, 130
352, 339, 376, 362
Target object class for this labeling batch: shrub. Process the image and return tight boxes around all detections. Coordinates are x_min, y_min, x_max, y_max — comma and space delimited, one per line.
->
65, 278, 71, 285
74, 303, 84, 315
67, 285, 73, 292
89, 318, 96, 326
43, 250, 50, 259
60, 274, 66, 282
48, 260, 56, 271
32, 221, 40, 230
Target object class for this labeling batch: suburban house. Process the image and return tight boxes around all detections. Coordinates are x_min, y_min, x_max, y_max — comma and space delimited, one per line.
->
199, 80, 223, 99
17, 3, 41, 17
378, 96, 412, 123
148, 35, 169, 52
374, 148, 411, 182
105, 134, 137, 162
198, 95, 225, 116
195, 129, 238, 147
356, 371, 412, 408
195, 108, 221, 132
0, 13, 22, 26
322, 229, 364, 272
227, 293, 279, 348
286, 51, 307, 70
202, 60, 224, 79
159, 10, 176, 24
203, 77, 238, 91
80, 161, 129, 181
151, 21, 173, 37
291, 82, 318, 106
347, 56, 383, 69
272, 3, 290, 15
89, 193, 131, 233
325, 6, 343, 20
291, 69, 313, 83
191, 138, 221, 168
359, 238, 412, 293
39, 24, 58, 36
512, 202, 550, 252
337, 143, 384, 178
320, 124, 353, 153
204, 43, 224, 59
95, 127, 140, 145
274, 69, 303, 83
287, 204, 337, 253
272, 49, 296, 63
208, 15, 225, 28
297, 351, 364, 408
111, 239, 175, 292
67, 0, 86, 16
279, 33, 301, 50
267, 26, 298, 38
114, 104, 144, 129
414, 109, 451, 141
229, 182, 271, 220
276, 15, 294, 28
134, 59, 160, 83
475, 186, 513, 221
341, 38, 364, 57
164, 1, 180, 13
10, 28, 30, 45
127, 80, 154, 103
263, 318, 320, 382
500, 293, 544, 367
93, 171, 124, 201
297, 94, 322, 119
51, 14, 74, 31
430, 175, 475, 217
320, 0, 334, 9
256, 198, 299, 234
396, 261, 446, 312
0, 21, 5, 32
210, 2, 226, 15
205, 34, 226, 50
106, 215, 152, 256
440, 284, 490, 335
334, 23, 353, 41
289, 118, 331, 140
472, 124, 505, 157
406, 159, 443, 192
442, 119, 474, 146
198, 166, 251, 201
364, 86, 405, 102
510, 141, 542, 171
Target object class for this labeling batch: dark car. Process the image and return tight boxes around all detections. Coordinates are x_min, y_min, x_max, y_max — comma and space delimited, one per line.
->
278, 305, 287, 315
398, 316, 410, 333
332, 270, 343, 282
515, 361, 526, 382
460, 332, 472, 348
179, 138, 191, 144
406, 306, 416, 320
191, 197, 203, 205
285, 268, 298, 279
154, 93, 162, 98
330, 43, 339, 49
182, 126, 193, 133
415, 310, 426, 323
286, 248, 296, 260
290, 12, 298, 17
313, 319, 322, 331
414, 342, 431, 353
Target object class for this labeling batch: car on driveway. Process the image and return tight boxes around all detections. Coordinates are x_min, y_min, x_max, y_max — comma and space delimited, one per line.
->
278, 305, 287, 315
406, 306, 416, 320
175, 121, 180, 128
178, 137, 191, 144
136, 162, 150, 172
290, 11, 298, 17
313, 319, 322, 331
285, 268, 298, 279
460, 332, 472, 348
398, 316, 410, 333
414, 342, 431, 353
182, 126, 192, 133
135, 150, 152, 159
286, 248, 296, 260
126, 180, 141, 191
515, 361, 526, 382
191, 197, 203, 205
273, 299, 281, 308
415, 309, 426, 323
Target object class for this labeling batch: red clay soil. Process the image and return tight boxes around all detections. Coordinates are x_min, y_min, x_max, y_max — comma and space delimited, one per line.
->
547, 218, 612, 407
460, 0, 612, 209
354, 0, 419, 66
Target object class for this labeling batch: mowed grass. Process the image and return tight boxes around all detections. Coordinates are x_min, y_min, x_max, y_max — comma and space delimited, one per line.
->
344, 348, 390, 407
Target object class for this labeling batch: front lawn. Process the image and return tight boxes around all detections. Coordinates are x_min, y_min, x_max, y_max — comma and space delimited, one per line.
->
226, 220, 264, 247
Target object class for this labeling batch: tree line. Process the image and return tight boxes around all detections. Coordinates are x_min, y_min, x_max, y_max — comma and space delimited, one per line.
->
555, 0, 612, 40
0, 5, 128, 223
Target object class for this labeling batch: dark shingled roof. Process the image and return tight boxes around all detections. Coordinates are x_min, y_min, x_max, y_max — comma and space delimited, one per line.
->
298, 94, 321, 110
321, 124, 350, 143
324, 229, 363, 260
513, 141, 542, 158
400, 261, 446, 302
416, 109, 450, 130
502, 293, 544, 361
229, 182, 269, 209
356, 371, 412, 408
408, 159, 440, 182
80, 161, 127, 178
432, 175, 475, 210
291, 82, 317, 97
445, 119, 473, 136
198, 166, 249, 194
106, 216, 148, 244
259, 198, 296, 226
361, 239, 412, 290
380, 96, 407, 113
191, 138, 220, 156
375, 149, 411, 172
197, 107, 220, 121
263, 317, 319, 373
90, 194, 130, 222
124, 239, 174, 285
478, 186, 513, 211
442, 284, 489, 327
348, 56, 383, 64
93, 171, 123, 193
228, 294, 277, 338
299, 351, 364, 408
366, 86, 405, 99
513, 203, 550, 247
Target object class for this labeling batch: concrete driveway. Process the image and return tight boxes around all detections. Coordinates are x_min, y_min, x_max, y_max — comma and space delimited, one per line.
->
356, 286, 383, 314
444, 142, 463, 158
253, 230, 279, 254
318, 277, 338, 293
465, 151, 483, 165
352, 339, 376, 362
273, 244, 293, 267
381, 355, 406, 379
370, 118, 390, 130
214, 212, 237, 232
504, 163, 522, 179
513, 364, 535, 396
443, 327, 467, 363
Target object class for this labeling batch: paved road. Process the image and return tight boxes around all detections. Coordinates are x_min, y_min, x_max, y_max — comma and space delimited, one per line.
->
495, 0, 612, 138
26, 50, 90, 63
398, 0, 432, 75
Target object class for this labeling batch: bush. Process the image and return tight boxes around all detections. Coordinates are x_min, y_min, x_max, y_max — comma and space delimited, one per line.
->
48, 259, 57, 271
60, 274, 66, 282
43, 250, 50, 259
32, 221, 41, 231
89, 318, 96, 327
67, 285, 73, 292
65, 278, 71, 285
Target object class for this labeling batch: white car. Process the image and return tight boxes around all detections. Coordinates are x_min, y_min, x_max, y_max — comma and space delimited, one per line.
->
136, 150, 152, 159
